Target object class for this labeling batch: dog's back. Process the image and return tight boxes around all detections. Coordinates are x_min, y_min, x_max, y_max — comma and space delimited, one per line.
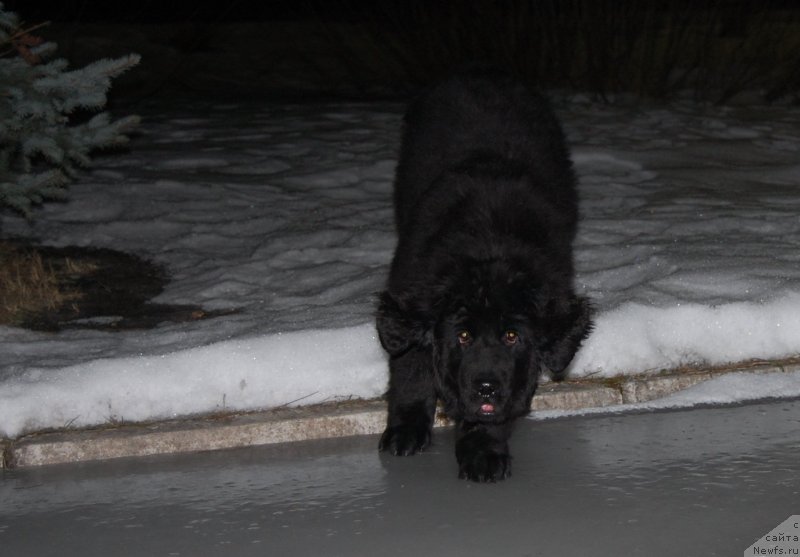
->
393, 70, 576, 232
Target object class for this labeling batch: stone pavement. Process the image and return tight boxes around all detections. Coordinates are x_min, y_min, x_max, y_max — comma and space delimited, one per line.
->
3, 359, 799, 468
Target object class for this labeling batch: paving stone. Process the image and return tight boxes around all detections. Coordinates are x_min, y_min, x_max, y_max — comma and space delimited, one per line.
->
534, 382, 623, 410
621, 372, 711, 404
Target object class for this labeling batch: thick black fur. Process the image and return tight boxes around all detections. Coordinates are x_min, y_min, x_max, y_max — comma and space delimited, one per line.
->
377, 71, 592, 482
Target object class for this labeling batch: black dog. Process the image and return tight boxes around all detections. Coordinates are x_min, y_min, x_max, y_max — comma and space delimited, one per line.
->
376, 71, 592, 482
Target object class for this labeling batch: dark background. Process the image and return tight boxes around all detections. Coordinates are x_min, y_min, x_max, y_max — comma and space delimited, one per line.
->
5, 0, 800, 103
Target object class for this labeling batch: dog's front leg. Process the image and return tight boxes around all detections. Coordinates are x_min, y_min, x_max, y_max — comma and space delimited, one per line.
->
379, 345, 437, 456
455, 420, 513, 482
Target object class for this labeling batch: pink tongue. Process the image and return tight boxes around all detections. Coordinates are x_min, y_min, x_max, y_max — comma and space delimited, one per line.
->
481, 403, 495, 414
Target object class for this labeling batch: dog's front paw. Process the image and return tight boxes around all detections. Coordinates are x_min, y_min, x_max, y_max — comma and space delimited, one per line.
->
457, 449, 511, 482
457, 450, 511, 482
379, 424, 431, 456
456, 427, 512, 482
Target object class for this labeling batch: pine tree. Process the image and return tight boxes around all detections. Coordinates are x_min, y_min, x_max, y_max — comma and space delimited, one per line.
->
0, 3, 140, 216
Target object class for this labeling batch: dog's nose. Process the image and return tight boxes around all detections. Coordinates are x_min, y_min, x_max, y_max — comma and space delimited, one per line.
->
476, 381, 498, 399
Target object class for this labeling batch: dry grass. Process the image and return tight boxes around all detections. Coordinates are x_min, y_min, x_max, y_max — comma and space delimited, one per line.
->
0, 241, 92, 325
0, 240, 230, 332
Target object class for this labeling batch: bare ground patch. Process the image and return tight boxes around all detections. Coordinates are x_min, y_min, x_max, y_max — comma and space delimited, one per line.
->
0, 239, 238, 331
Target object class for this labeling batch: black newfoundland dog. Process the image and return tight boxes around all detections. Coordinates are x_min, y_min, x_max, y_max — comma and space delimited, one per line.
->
376, 71, 593, 482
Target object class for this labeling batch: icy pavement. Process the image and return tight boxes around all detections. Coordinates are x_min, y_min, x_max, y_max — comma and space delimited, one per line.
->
1, 98, 799, 437
2, 398, 799, 556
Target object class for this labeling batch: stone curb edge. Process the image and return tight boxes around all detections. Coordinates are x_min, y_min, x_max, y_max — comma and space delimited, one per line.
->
3, 360, 799, 468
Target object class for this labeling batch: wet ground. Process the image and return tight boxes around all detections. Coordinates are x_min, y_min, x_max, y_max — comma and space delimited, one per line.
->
2, 399, 799, 556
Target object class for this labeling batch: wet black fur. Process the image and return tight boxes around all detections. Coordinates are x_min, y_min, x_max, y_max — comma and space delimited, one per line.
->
377, 71, 592, 482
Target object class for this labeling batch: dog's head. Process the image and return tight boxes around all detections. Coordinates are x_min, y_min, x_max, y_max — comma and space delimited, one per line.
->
433, 306, 537, 422
377, 260, 593, 422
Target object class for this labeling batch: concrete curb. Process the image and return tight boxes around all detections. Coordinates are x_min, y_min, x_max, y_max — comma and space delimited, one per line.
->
3, 360, 798, 468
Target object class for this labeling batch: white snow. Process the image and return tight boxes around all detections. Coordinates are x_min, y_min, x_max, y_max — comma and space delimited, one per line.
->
1, 98, 799, 438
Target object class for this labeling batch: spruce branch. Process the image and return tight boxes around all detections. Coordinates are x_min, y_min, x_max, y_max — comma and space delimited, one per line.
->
35, 54, 142, 112
0, 2, 141, 217
0, 169, 68, 215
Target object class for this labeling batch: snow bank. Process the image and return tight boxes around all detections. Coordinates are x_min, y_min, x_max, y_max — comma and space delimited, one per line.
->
571, 293, 800, 376
0, 325, 386, 436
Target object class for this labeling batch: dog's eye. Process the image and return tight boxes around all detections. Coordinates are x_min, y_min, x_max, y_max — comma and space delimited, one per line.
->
503, 330, 519, 345
457, 330, 472, 345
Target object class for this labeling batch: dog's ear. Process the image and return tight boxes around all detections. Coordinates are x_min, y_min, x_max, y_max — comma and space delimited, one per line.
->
376, 291, 430, 357
540, 295, 593, 380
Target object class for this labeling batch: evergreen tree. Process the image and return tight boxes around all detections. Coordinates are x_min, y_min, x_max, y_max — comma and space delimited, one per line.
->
0, 3, 140, 216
